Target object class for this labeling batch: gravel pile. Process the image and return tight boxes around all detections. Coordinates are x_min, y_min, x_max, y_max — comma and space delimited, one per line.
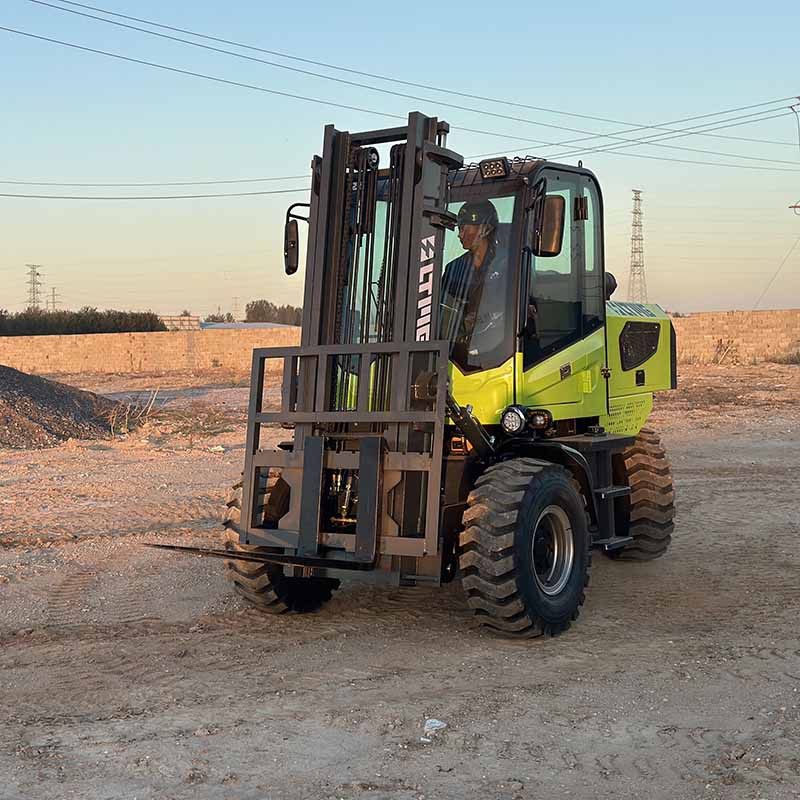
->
0, 365, 125, 449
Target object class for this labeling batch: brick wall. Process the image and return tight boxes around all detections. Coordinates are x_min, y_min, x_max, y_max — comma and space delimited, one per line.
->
671, 309, 800, 364
1, 310, 798, 374
0, 327, 301, 375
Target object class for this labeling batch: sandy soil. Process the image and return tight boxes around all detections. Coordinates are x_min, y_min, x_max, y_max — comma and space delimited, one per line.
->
0, 364, 798, 799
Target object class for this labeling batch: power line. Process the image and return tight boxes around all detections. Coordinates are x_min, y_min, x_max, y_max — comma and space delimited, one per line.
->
0, 175, 307, 187
5, 18, 797, 169
25, 0, 800, 167
753, 235, 800, 309
3, 22, 798, 188
471, 107, 795, 160
5, 248, 276, 269
0, 25, 404, 122
5, 25, 798, 181
0, 187, 310, 200
548, 108, 799, 161
792, 103, 800, 154
518, 106, 800, 165
468, 111, 800, 172
46, 0, 799, 149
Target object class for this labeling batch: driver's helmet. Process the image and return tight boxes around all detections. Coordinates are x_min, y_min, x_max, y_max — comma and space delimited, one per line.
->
457, 200, 499, 230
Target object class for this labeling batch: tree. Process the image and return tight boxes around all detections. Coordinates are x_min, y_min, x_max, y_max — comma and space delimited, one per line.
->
245, 300, 302, 325
0, 308, 167, 336
203, 308, 236, 324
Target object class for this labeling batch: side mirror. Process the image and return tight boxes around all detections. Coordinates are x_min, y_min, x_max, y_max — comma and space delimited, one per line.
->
535, 195, 565, 257
284, 219, 299, 275
283, 202, 310, 276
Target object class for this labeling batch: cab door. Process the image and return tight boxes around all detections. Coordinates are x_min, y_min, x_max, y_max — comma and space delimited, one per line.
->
518, 168, 607, 421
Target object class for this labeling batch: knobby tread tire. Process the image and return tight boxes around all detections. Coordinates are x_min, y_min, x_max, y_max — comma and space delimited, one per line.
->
458, 460, 591, 638
611, 426, 676, 560
222, 479, 339, 614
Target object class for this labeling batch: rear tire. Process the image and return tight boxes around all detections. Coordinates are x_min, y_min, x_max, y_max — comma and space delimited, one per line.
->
610, 427, 675, 560
223, 478, 339, 613
459, 460, 591, 638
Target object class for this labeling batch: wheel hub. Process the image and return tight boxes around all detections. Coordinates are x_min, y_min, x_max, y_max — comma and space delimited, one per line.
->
531, 505, 574, 596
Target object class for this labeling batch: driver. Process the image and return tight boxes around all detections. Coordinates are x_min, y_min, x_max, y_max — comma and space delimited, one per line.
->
440, 199, 502, 349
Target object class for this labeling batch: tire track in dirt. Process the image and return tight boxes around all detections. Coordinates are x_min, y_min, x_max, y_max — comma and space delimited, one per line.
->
46, 565, 166, 628
25, 583, 472, 705
7, 498, 224, 544
46, 568, 98, 626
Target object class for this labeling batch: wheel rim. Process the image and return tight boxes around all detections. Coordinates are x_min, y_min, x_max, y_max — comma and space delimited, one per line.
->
531, 505, 574, 596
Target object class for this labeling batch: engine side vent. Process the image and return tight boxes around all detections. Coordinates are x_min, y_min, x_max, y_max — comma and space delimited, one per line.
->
619, 321, 661, 371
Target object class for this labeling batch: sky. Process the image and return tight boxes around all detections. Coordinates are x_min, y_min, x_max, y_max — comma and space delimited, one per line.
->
2, 0, 799, 317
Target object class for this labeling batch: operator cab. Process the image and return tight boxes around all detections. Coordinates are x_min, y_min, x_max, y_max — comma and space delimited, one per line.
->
442, 158, 606, 376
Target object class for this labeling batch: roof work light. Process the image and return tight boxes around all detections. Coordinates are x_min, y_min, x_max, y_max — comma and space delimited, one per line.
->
479, 157, 510, 180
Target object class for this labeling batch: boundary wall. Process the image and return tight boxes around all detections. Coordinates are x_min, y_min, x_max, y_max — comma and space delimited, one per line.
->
0, 310, 798, 374
0, 327, 301, 375
671, 309, 799, 364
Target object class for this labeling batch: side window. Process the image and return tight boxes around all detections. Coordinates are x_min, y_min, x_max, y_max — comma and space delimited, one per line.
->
581, 176, 604, 336
440, 195, 517, 374
524, 171, 581, 368
538, 185, 572, 275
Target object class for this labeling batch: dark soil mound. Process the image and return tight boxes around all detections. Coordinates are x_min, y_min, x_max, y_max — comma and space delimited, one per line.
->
0, 365, 126, 449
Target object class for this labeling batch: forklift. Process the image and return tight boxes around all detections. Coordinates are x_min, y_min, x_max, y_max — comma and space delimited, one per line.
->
158, 112, 676, 637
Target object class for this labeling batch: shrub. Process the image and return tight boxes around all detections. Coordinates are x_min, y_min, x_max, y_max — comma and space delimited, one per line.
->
768, 351, 800, 365
0, 308, 167, 336
245, 300, 302, 325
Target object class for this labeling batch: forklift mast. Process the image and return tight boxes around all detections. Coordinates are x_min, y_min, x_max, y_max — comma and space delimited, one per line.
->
239, 113, 463, 575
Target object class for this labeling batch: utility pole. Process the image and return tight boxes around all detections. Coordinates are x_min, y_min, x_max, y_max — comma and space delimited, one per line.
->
26, 264, 43, 309
627, 190, 648, 304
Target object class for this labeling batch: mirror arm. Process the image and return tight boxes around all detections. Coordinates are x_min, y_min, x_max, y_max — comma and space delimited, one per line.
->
286, 202, 311, 224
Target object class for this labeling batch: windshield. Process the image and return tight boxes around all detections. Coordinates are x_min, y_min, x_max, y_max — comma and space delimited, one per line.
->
440, 194, 517, 373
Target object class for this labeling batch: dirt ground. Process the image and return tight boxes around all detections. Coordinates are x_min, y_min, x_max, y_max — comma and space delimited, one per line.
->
1, 364, 799, 800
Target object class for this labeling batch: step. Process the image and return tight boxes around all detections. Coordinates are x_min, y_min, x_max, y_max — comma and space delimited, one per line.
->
593, 535, 634, 552
593, 485, 631, 500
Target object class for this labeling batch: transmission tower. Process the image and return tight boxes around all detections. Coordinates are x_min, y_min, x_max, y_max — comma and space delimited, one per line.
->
627, 190, 648, 303
232, 296, 240, 321
48, 287, 60, 311
26, 264, 43, 309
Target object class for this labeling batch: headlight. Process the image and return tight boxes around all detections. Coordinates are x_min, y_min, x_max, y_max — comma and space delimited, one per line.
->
500, 405, 527, 435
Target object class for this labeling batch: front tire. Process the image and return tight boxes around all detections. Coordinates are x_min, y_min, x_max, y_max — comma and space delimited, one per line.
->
459, 460, 591, 638
223, 479, 339, 613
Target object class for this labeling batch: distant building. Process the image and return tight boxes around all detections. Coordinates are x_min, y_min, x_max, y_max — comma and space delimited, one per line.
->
159, 315, 201, 331
199, 321, 296, 330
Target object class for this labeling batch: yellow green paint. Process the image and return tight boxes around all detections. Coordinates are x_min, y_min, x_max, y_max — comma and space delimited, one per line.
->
447, 300, 675, 434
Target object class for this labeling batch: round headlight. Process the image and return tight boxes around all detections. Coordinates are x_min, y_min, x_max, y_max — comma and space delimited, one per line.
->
500, 405, 527, 435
